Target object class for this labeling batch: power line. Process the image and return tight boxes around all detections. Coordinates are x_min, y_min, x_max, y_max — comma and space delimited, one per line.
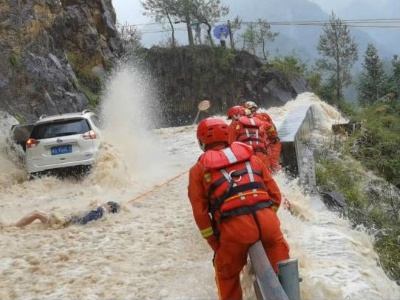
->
347, 25, 400, 28
117, 18, 400, 35
117, 18, 400, 28
259, 18, 400, 28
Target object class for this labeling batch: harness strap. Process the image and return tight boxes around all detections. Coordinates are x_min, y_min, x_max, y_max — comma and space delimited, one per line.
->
209, 178, 236, 214
224, 182, 266, 200
209, 169, 263, 194
223, 190, 270, 204
240, 136, 264, 142
238, 134, 264, 141
209, 182, 267, 212
219, 200, 274, 221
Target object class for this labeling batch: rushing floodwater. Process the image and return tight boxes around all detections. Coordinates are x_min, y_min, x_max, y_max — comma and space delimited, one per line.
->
0, 66, 399, 299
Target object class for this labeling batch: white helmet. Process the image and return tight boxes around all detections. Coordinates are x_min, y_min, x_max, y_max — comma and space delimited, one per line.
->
244, 101, 258, 111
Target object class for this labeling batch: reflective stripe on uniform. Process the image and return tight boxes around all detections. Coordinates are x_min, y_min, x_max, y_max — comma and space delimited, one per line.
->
222, 147, 238, 163
242, 128, 260, 146
201, 226, 214, 238
223, 190, 270, 203
244, 128, 251, 145
245, 161, 254, 182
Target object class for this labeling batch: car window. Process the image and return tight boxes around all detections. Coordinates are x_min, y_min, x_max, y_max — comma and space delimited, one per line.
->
31, 119, 90, 139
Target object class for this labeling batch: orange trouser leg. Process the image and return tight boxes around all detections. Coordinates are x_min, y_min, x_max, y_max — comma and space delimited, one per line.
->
256, 208, 290, 272
267, 141, 282, 172
214, 209, 290, 299
214, 240, 248, 300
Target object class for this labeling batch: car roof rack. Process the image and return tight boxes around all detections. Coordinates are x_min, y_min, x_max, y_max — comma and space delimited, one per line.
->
39, 115, 47, 120
81, 109, 92, 115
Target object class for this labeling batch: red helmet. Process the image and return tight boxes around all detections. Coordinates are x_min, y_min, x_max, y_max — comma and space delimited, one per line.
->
227, 106, 245, 120
197, 117, 229, 151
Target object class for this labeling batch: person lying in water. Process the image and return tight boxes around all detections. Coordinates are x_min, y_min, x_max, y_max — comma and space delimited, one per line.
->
0, 201, 121, 229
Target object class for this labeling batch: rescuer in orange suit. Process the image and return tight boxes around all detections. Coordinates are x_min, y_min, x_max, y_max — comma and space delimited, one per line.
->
244, 101, 282, 173
227, 105, 271, 170
188, 117, 290, 300
226, 105, 245, 145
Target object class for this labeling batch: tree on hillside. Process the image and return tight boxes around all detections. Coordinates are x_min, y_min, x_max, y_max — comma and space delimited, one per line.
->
358, 43, 389, 107
240, 19, 277, 60
188, 0, 229, 46
241, 23, 257, 55
256, 19, 278, 60
140, 0, 178, 47
116, 23, 142, 51
169, 0, 195, 46
388, 55, 400, 101
317, 12, 358, 104
143, 0, 229, 46
227, 15, 242, 49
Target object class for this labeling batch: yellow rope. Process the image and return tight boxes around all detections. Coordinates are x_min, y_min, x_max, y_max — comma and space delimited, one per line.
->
126, 170, 189, 205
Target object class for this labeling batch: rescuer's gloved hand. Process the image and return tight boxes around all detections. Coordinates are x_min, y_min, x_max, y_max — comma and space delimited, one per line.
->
206, 235, 220, 252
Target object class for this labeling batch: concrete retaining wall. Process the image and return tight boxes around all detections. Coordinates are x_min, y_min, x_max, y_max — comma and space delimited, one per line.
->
278, 104, 317, 193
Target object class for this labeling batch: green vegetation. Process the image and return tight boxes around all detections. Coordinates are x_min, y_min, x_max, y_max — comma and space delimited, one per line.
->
269, 56, 306, 88
315, 100, 400, 284
214, 47, 235, 71
80, 83, 99, 107
317, 12, 358, 104
9, 53, 20, 67
67, 51, 103, 92
14, 112, 26, 123
66, 51, 102, 107
353, 103, 400, 188
358, 44, 388, 107
240, 19, 278, 59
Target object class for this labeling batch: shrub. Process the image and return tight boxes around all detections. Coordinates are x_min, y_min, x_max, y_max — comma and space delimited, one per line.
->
9, 53, 20, 67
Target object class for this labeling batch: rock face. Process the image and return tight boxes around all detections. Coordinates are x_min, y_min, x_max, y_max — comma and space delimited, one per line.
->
0, 0, 122, 122
142, 46, 312, 127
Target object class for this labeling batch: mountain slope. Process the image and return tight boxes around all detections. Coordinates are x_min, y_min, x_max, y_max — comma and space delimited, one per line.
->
225, 0, 396, 60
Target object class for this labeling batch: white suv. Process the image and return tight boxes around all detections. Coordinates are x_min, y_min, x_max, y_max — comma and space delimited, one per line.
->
25, 110, 102, 177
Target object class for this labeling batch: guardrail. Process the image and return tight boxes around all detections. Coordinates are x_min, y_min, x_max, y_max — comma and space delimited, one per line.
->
249, 241, 301, 300
278, 103, 317, 194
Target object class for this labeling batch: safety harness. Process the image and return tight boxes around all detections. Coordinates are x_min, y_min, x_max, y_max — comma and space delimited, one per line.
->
201, 143, 274, 238
236, 116, 267, 153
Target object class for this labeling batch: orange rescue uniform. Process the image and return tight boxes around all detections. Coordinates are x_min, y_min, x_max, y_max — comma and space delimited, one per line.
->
254, 112, 282, 172
228, 116, 271, 170
188, 142, 290, 300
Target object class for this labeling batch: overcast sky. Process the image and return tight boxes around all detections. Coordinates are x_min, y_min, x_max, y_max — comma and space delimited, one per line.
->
111, 0, 385, 25
112, 0, 147, 25
310, 0, 381, 12
309, 0, 351, 12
